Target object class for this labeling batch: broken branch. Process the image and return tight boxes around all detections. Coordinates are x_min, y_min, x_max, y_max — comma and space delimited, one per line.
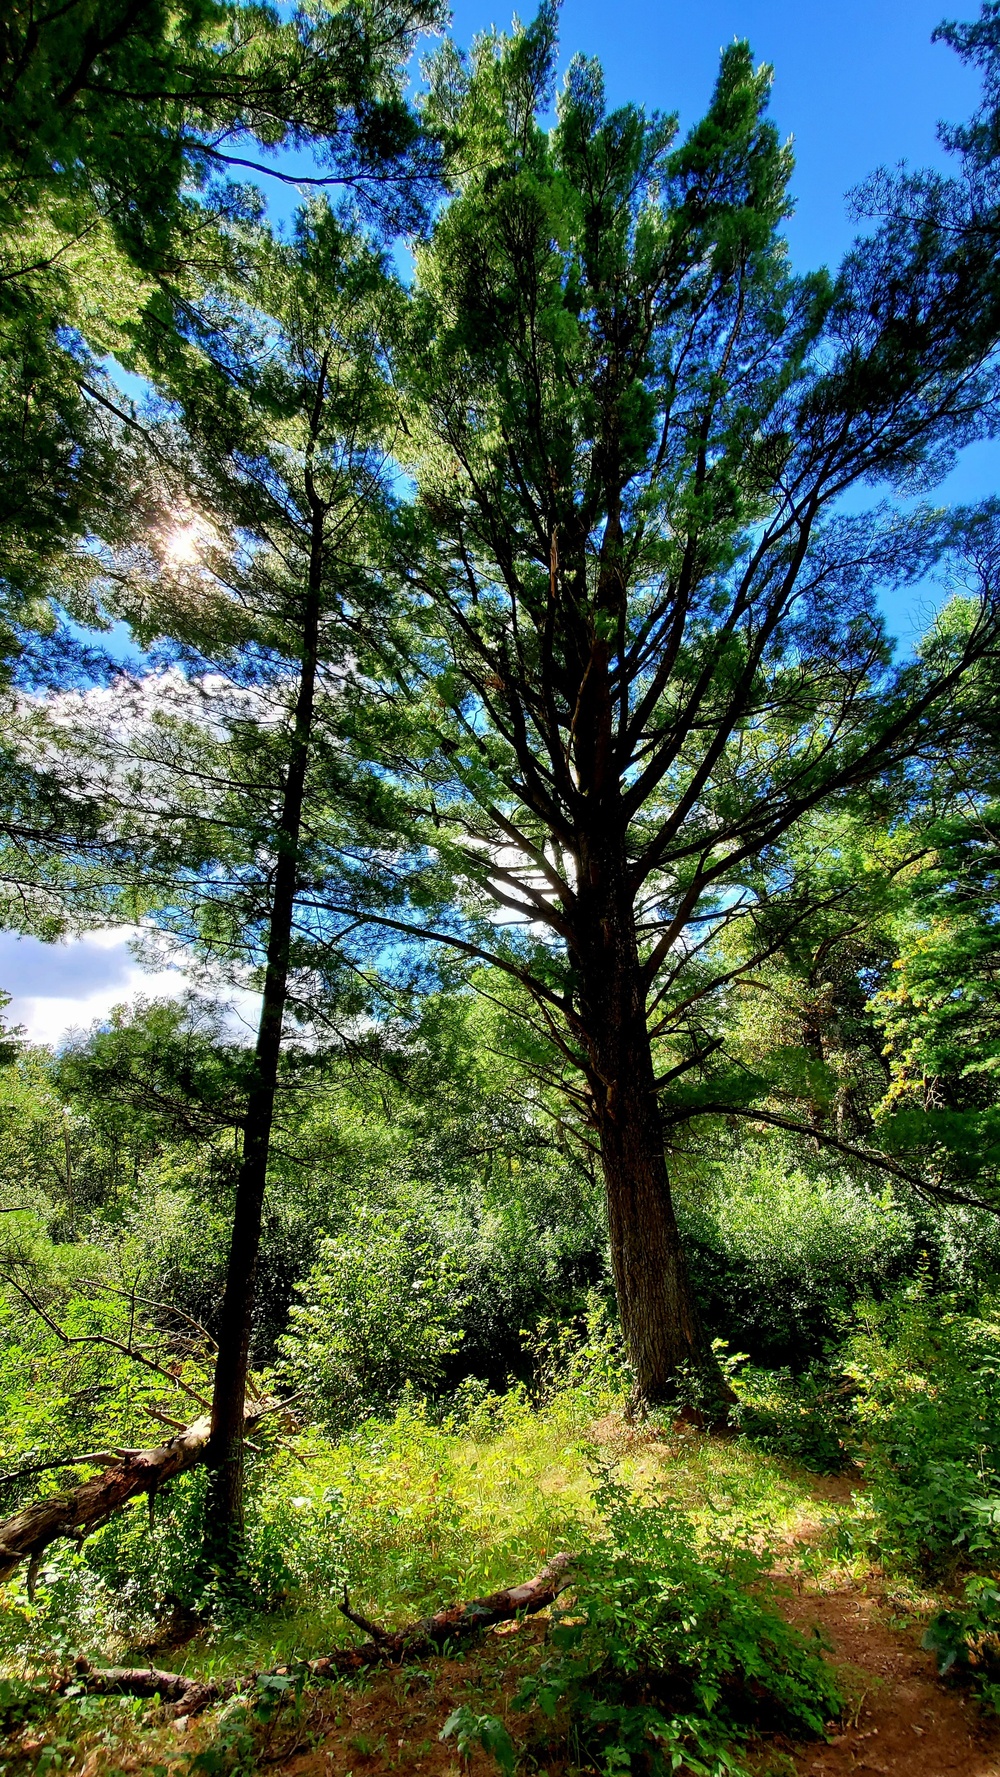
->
59, 1553, 577, 1716
0, 1405, 262, 1584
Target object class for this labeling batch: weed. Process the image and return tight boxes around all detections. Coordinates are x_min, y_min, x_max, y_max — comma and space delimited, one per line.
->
734, 1362, 851, 1473
441, 1705, 516, 1775
844, 1289, 1000, 1573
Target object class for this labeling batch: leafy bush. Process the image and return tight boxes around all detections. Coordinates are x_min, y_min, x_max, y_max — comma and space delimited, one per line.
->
76, 1442, 353, 1626
679, 1146, 918, 1365
0, 1232, 214, 1517
845, 1288, 1000, 1572
732, 1359, 851, 1473
441, 1705, 516, 1775
277, 1210, 467, 1431
515, 1472, 842, 1777
922, 1574, 1000, 1712
527, 1295, 632, 1408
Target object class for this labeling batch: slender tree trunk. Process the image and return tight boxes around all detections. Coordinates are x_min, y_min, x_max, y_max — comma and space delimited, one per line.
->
576, 851, 731, 1417
201, 533, 323, 1575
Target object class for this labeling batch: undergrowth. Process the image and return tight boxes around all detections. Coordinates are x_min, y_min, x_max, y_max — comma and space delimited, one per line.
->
0, 1356, 846, 1774
836, 1285, 1000, 1710
513, 1470, 841, 1777
27, 1280, 1000, 1765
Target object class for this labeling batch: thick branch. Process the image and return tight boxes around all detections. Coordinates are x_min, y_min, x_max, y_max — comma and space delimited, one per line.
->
677, 1101, 1000, 1215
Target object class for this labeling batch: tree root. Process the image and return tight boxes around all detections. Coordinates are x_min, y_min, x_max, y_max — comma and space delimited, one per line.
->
59, 1553, 576, 1717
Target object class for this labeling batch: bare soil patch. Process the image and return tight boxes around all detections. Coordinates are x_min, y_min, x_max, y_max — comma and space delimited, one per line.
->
780, 1584, 1000, 1777
275, 1621, 549, 1777
238, 1575, 1000, 1777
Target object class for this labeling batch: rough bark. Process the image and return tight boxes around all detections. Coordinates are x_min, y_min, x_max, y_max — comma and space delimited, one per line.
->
67, 1660, 231, 1718
59, 1553, 576, 1716
575, 848, 730, 1415
599, 1079, 719, 1410
0, 1407, 258, 1589
202, 481, 325, 1570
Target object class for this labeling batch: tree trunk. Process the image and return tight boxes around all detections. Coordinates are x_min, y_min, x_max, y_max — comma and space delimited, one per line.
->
596, 1039, 725, 1414
0, 1405, 261, 1589
577, 861, 730, 1417
202, 529, 323, 1576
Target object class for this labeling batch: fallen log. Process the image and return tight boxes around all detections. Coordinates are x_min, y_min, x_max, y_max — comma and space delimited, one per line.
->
0, 1408, 260, 1589
64, 1553, 577, 1716
67, 1660, 233, 1718
315, 1550, 577, 1671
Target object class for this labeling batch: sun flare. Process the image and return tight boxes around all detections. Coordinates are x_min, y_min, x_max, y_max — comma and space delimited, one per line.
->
162, 519, 203, 567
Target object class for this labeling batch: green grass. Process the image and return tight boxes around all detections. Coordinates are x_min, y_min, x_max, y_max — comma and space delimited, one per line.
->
0, 1374, 862, 1777
0, 1372, 847, 1679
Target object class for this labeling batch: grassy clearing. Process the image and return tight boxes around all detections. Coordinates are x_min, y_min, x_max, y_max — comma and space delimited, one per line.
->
0, 1375, 858, 1777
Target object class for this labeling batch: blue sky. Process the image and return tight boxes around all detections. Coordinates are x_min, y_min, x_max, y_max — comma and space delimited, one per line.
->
8, 1, 996, 1045
451, 1, 980, 275
0, 926, 261, 1048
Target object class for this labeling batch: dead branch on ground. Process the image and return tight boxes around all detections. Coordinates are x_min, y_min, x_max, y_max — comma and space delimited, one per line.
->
60, 1553, 577, 1717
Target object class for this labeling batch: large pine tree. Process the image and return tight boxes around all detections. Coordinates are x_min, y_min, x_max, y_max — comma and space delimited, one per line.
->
357, 8, 1000, 1410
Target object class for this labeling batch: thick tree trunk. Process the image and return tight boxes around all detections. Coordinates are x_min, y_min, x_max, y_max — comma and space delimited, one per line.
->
576, 859, 730, 1417
596, 1037, 725, 1413
202, 523, 324, 1575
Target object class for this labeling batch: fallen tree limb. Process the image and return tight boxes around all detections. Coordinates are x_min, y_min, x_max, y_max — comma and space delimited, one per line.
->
63, 1553, 577, 1717
0, 1406, 261, 1589
320, 1551, 577, 1668
66, 1660, 232, 1718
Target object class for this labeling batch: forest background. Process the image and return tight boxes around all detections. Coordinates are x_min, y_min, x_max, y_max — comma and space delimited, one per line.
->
9, 4, 1000, 1775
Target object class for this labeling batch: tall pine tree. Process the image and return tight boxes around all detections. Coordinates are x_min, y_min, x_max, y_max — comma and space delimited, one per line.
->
352, 9, 1000, 1410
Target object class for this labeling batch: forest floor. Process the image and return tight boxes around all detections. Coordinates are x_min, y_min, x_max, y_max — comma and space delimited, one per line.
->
4, 1413, 1000, 1776
253, 1459, 1000, 1777
781, 1582, 994, 1777
254, 1459, 1000, 1777
255, 1588, 1000, 1777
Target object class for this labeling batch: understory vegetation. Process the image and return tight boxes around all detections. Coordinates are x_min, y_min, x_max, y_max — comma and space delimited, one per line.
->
7, 1002, 1000, 1772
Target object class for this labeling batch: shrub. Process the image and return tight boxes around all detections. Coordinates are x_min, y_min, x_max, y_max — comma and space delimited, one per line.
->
515, 1472, 842, 1777
277, 1210, 467, 1432
922, 1574, 1000, 1711
679, 1146, 917, 1365
732, 1360, 852, 1473
845, 1287, 1000, 1572
527, 1294, 632, 1409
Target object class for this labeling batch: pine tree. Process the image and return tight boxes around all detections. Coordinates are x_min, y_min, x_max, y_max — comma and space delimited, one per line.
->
0, 0, 439, 931
360, 8, 1000, 1410
74, 204, 403, 1569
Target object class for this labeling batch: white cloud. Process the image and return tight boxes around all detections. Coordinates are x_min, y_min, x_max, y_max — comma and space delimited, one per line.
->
0, 927, 260, 1048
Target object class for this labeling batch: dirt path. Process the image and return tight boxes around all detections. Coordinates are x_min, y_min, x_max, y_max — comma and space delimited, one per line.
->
273, 1467, 1000, 1777
275, 1444, 1000, 1776
780, 1582, 1000, 1777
